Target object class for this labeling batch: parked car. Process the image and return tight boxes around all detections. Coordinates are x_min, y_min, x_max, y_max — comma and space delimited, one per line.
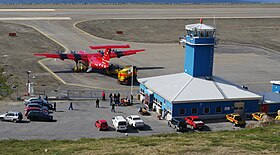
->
0, 111, 23, 123
24, 97, 48, 106
95, 120, 109, 131
27, 111, 53, 121
31, 101, 53, 111
25, 103, 48, 116
185, 116, 205, 130
226, 113, 246, 126
251, 112, 267, 121
112, 116, 127, 131
167, 118, 187, 131
126, 115, 145, 128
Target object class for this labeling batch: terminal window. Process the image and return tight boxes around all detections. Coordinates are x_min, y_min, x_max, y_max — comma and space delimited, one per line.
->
216, 107, 222, 113
204, 107, 210, 114
192, 108, 198, 114
179, 108, 185, 115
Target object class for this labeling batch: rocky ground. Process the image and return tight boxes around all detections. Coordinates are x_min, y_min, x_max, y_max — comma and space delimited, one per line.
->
1, 4, 280, 102
76, 18, 280, 52
0, 22, 64, 101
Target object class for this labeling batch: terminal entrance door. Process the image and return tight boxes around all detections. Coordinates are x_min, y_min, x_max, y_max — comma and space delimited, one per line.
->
234, 102, 245, 116
260, 104, 269, 113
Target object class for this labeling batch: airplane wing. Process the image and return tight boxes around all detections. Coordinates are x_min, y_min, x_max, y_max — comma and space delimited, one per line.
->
110, 49, 146, 58
34, 53, 101, 62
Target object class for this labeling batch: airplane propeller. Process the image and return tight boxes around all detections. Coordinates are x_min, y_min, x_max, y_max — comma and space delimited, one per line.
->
86, 67, 92, 73
86, 60, 93, 73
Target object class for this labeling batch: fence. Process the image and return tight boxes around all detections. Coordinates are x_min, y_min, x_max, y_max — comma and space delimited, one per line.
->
38, 89, 140, 100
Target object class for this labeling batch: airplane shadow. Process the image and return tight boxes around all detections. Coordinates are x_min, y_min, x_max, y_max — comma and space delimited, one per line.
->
54, 70, 75, 74
137, 66, 165, 70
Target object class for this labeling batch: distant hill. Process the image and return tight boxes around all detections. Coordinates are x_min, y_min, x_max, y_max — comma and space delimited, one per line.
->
0, 0, 279, 4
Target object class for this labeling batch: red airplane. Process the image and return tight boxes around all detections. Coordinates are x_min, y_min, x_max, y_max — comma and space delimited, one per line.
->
34, 44, 145, 72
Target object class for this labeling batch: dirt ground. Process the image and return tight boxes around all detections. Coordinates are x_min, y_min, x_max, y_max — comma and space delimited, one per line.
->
76, 18, 280, 52
0, 4, 279, 101
0, 22, 64, 100
0, 4, 279, 9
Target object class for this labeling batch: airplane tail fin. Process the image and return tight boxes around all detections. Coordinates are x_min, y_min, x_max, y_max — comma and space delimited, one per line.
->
101, 48, 111, 68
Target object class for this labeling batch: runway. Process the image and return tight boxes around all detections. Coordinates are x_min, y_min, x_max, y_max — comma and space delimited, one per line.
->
1, 7, 280, 92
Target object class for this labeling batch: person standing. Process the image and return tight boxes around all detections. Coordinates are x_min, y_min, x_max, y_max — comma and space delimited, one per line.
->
111, 103, 115, 112
68, 102, 73, 110
109, 96, 113, 106
130, 94, 133, 105
96, 98, 100, 108
102, 91, 105, 101
44, 95, 48, 101
117, 93, 120, 105
53, 102, 56, 112
113, 94, 117, 105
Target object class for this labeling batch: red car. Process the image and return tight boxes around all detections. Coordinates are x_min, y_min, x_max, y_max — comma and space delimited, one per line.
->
24, 107, 41, 116
95, 120, 109, 131
185, 116, 205, 130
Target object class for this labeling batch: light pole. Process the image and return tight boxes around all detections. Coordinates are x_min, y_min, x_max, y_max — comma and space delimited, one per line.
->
26, 71, 32, 96
27, 71, 31, 83
130, 65, 133, 97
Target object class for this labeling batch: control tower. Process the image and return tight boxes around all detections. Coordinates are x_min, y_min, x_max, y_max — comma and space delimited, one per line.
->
183, 20, 216, 77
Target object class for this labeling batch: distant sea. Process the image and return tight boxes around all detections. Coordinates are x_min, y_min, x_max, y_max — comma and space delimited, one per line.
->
0, 0, 280, 4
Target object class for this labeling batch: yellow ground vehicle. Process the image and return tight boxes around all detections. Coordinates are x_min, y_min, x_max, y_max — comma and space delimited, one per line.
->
117, 66, 137, 85
251, 112, 267, 121
226, 113, 246, 126
105, 65, 122, 75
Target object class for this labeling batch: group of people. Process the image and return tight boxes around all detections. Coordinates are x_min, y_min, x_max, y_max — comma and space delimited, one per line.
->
108, 93, 121, 112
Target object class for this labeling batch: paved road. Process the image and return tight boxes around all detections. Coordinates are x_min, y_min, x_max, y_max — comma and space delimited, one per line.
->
0, 7, 279, 139
0, 101, 253, 140
0, 7, 277, 91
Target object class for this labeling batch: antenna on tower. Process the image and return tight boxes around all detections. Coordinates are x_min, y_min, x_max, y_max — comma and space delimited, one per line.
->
213, 14, 216, 28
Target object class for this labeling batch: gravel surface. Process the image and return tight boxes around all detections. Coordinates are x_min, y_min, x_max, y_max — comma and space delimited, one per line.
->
0, 22, 64, 100
76, 18, 280, 52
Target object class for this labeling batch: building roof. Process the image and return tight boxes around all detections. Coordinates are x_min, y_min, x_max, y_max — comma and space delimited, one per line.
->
271, 81, 280, 85
138, 73, 261, 104
185, 23, 215, 31
258, 92, 280, 104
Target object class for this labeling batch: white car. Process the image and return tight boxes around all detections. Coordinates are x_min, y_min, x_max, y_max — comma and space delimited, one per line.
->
112, 116, 127, 131
0, 111, 23, 123
126, 115, 145, 128
24, 97, 47, 105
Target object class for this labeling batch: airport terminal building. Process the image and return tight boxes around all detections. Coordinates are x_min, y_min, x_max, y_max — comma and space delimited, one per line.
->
138, 22, 262, 120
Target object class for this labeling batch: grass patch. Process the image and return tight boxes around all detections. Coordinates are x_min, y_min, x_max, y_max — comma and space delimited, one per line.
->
1, 124, 280, 154
0, 67, 12, 99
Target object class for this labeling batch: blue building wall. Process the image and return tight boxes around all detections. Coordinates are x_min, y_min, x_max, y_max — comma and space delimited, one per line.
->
272, 83, 280, 93
140, 84, 260, 118
268, 104, 280, 113
140, 83, 146, 92
154, 93, 172, 112
184, 36, 215, 77
245, 100, 260, 113
171, 100, 259, 118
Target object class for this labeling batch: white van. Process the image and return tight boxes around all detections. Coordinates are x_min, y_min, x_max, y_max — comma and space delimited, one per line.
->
112, 116, 127, 131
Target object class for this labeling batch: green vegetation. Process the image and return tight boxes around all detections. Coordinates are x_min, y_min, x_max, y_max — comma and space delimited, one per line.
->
0, 67, 12, 100
1, 124, 280, 155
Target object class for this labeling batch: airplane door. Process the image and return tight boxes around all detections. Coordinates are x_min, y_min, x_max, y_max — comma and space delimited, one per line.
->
234, 102, 245, 116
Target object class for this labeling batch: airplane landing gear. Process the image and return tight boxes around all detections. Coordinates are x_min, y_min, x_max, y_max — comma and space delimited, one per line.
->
73, 61, 87, 72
